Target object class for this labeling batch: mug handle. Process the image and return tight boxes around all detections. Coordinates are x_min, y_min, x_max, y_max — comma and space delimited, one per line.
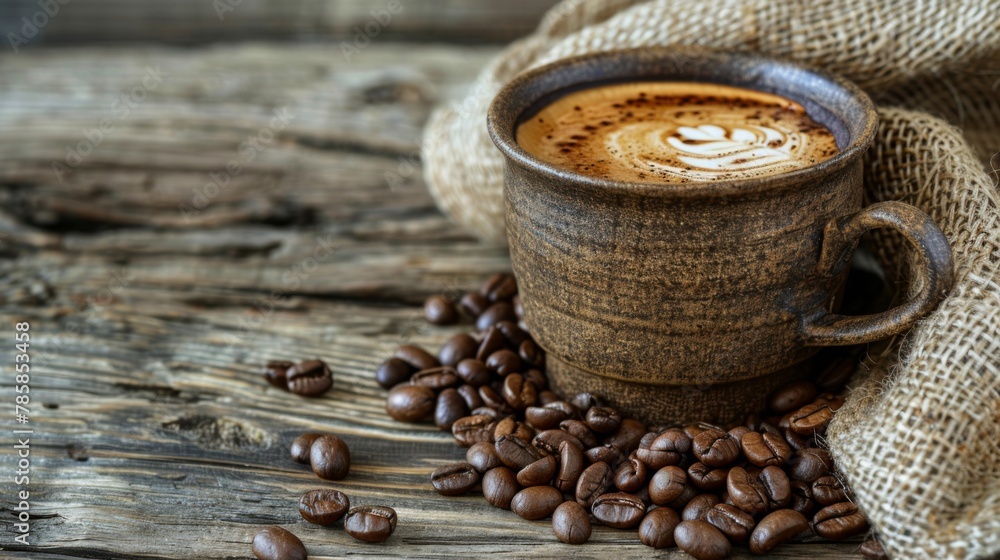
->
800, 201, 954, 346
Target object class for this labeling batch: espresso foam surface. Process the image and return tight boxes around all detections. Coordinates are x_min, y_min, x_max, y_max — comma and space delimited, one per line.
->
516, 82, 839, 184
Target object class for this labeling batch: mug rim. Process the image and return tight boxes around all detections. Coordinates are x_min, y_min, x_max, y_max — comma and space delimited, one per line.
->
487, 47, 878, 198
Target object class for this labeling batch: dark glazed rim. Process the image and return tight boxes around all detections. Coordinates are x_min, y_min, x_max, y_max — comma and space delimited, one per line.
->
487, 47, 878, 198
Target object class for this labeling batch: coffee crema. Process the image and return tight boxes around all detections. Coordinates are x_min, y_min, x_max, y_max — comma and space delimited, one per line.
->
516, 82, 839, 183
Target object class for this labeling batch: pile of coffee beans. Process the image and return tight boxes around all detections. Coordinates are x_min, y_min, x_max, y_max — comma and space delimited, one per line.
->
263, 359, 334, 397
374, 273, 887, 559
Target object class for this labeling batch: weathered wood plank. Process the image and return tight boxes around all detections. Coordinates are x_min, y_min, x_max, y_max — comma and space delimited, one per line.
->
0, 43, 862, 559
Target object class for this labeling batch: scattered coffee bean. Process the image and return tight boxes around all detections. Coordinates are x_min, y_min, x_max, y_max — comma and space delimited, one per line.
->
290, 432, 321, 464
496, 320, 529, 346
459, 292, 490, 318
287, 360, 333, 397
438, 334, 479, 367
376, 358, 413, 389
813, 501, 869, 539
604, 418, 646, 453
552, 501, 591, 544
693, 429, 741, 467
502, 373, 537, 409
309, 434, 351, 481
476, 302, 517, 331
688, 462, 729, 492
424, 295, 459, 325
456, 359, 491, 387
252, 526, 306, 560
263, 360, 293, 389
466, 441, 503, 473
496, 434, 546, 470
750, 509, 809, 554
395, 345, 440, 371
434, 388, 468, 431
860, 538, 889, 560
511, 485, 563, 520
431, 462, 480, 496
614, 454, 648, 493
789, 403, 835, 435
638, 506, 681, 549
386, 384, 436, 422
410, 366, 460, 391
481, 272, 517, 302
638, 428, 691, 469
344, 505, 397, 543
585, 443, 624, 467
576, 462, 613, 509
585, 406, 622, 434
705, 503, 756, 544
767, 380, 818, 414
456, 383, 484, 410
482, 466, 519, 509
452, 414, 496, 447
571, 392, 603, 412
299, 489, 350, 526
683, 493, 720, 522
475, 326, 506, 361
790, 479, 817, 517
486, 349, 522, 377
592, 492, 646, 529
790, 447, 832, 481
560, 419, 598, 448
533, 429, 583, 455
649, 465, 688, 506
517, 455, 557, 487
555, 440, 585, 493
674, 520, 732, 560
518, 339, 545, 368
494, 416, 534, 443
812, 475, 847, 505
741, 430, 792, 467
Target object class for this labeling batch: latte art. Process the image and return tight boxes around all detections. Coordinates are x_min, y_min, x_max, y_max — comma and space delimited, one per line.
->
516, 82, 838, 184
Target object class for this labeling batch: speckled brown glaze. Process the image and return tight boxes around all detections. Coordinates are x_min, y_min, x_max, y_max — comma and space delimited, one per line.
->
488, 47, 953, 424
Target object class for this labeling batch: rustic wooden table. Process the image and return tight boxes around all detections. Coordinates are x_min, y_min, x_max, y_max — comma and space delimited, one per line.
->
0, 43, 863, 559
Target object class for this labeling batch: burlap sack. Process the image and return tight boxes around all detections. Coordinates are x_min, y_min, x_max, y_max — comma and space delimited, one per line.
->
422, 1, 1000, 558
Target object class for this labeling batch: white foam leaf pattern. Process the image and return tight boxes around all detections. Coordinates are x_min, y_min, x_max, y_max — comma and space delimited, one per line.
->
666, 124, 793, 171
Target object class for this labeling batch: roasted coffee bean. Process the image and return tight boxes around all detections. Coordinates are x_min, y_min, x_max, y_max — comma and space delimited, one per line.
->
727, 466, 767, 515
758, 421, 784, 439
466, 441, 503, 473
456, 359, 491, 387
693, 429, 741, 467
263, 360, 293, 389
494, 416, 533, 442
287, 360, 333, 397
741, 430, 792, 467
518, 339, 545, 368
556, 440, 585, 493
560, 419, 598, 448
470, 406, 499, 418
452, 414, 496, 447
410, 366, 460, 390
299, 489, 350, 526
386, 384, 436, 422
789, 403, 835, 435
517, 455, 557, 487
705, 503, 756, 544
749, 509, 809, 554
431, 462, 480, 496
727, 425, 752, 442
638, 507, 680, 548
614, 454, 648, 492
860, 538, 889, 560
688, 462, 729, 492
434, 389, 468, 431
502, 374, 537, 409
511, 485, 563, 520
814, 501, 869, 539
424, 295, 459, 325
475, 326, 506, 361
512, 294, 524, 318
534, 429, 583, 455
789, 448, 832, 481
812, 475, 847, 505
668, 481, 700, 511
486, 349, 522, 377
592, 492, 646, 529
552, 501, 591, 544
571, 392, 604, 412
525, 405, 572, 430
638, 428, 691, 469
790, 480, 817, 517
816, 356, 856, 392
583, 406, 621, 435
481, 272, 517, 302
375, 358, 413, 389
683, 424, 708, 439
482, 466, 519, 509
674, 520, 732, 560
537, 389, 559, 405
784, 427, 812, 451
476, 302, 517, 331
524, 368, 548, 391
605, 418, 647, 454
682, 494, 720, 522
456, 384, 483, 411
814, 392, 845, 410
459, 292, 490, 318
438, 334, 479, 367
767, 380, 818, 414
649, 465, 687, 506
478, 385, 512, 414
290, 432, 321, 464
395, 345, 439, 371
252, 526, 306, 560
576, 462, 613, 508
309, 434, 351, 481
585, 443, 625, 467
758, 465, 791, 510
496, 320, 529, 346
344, 505, 397, 543
495, 434, 545, 470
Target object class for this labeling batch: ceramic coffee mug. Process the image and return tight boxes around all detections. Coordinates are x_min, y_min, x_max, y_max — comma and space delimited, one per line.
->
487, 47, 953, 424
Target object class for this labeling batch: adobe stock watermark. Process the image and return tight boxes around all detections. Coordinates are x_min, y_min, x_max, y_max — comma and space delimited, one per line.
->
340, 0, 413, 62
7, 0, 72, 54
178, 107, 296, 222
51, 65, 169, 183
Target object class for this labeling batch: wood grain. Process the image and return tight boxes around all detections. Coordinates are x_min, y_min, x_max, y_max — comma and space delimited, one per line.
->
0, 43, 862, 559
